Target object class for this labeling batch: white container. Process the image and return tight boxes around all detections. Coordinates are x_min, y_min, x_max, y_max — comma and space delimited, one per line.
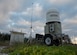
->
46, 9, 60, 23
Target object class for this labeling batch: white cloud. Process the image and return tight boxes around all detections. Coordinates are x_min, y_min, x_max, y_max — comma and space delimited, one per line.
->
0, 0, 22, 24
32, 21, 45, 34
63, 15, 77, 24
47, 0, 74, 5
23, 3, 43, 17
0, 0, 24, 33
71, 37, 77, 44
61, 14, 77, 35
6, 3, 44, 35
9, 3, 43, 17
33, 3, 43, 16
17, 19, 45, 34
17, 18, 31, 26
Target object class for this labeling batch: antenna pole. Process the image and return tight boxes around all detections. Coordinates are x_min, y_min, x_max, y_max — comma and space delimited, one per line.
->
29, 3, 33, 43
31, 3, 33, 37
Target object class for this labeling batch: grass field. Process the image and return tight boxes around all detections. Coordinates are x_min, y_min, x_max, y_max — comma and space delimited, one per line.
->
1, 44, 77, 55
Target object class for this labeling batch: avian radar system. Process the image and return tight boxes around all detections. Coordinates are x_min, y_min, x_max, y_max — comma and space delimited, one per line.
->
45, 9, 62, 36
36, 9, 62, 46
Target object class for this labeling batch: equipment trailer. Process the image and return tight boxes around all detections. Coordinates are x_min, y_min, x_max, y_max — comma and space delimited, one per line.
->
36, 9, 62, 46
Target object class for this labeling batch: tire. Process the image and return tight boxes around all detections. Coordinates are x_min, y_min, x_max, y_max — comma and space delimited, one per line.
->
44, 35, 53, 46
54, 39, 60, 46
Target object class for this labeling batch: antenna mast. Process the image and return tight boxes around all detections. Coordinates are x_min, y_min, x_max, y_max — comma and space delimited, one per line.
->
28, 3, 33, 43
30, 3, 33, 37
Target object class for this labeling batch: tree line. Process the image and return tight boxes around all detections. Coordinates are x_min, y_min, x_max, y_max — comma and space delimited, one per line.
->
0, 32, 10, 41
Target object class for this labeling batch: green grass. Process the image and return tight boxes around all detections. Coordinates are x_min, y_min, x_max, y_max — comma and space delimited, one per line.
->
1, 44, 77, 55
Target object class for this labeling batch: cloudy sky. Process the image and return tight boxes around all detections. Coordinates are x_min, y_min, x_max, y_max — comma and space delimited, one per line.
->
0, 0, 77, 44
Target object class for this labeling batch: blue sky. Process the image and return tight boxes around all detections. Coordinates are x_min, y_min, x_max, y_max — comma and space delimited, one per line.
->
0, 0, 77, 44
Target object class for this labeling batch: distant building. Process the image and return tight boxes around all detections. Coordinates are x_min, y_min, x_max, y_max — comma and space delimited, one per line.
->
10, 31, 25, 45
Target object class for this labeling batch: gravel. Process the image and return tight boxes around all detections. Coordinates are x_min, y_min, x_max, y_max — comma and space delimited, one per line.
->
0, 46, 8, 55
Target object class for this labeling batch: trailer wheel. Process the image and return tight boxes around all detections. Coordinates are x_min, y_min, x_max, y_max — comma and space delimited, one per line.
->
44, 36, 53, 46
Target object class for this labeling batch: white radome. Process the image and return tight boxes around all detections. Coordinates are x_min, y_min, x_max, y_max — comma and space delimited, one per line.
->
46, 9, 60, 23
